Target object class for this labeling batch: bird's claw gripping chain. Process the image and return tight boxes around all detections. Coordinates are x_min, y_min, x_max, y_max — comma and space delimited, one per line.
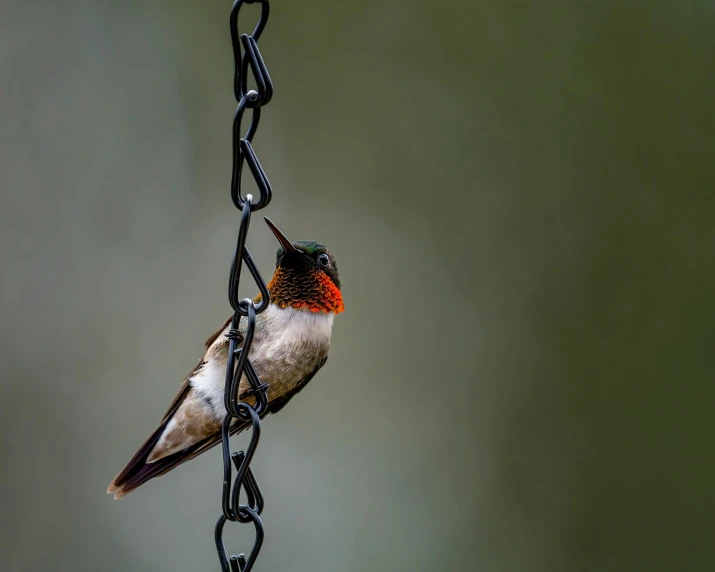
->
226, 329, 244, 345
238, 384, 270, 401
215, 1, 274, 571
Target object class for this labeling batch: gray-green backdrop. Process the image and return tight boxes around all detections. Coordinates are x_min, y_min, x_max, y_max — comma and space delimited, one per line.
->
1, 1, 713, 571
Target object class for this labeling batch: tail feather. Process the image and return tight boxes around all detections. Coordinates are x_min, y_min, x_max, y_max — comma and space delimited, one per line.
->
110, 436, 215, 498
108, 362, 203, 498
107, 422, 166, 495
109, 320, 238, 498
108, 417, 251, 499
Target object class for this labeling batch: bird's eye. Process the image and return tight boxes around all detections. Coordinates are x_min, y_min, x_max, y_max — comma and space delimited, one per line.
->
318, 253, 330, 266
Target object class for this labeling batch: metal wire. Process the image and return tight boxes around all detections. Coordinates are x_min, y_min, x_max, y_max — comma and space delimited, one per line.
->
215, 1, 274, 570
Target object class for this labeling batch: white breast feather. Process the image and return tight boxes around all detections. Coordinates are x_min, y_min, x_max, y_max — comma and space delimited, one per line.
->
189, 305, 333, 418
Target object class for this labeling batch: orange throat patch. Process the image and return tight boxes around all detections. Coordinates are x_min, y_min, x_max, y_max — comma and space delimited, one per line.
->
266, 267, 344, 314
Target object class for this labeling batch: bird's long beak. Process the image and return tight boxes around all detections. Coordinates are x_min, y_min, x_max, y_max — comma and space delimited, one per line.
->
264, 217, 297, 253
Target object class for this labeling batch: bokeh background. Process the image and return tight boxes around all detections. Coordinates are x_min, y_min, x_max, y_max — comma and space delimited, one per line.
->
1, 1, 714, 571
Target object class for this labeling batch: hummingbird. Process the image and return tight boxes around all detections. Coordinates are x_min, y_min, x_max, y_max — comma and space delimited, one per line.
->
107, 218, 344, 499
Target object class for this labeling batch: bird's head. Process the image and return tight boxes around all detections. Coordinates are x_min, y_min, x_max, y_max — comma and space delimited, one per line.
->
264, 217, 344, 314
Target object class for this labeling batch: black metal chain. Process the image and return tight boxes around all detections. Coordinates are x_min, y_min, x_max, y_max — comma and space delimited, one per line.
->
214, 2, 274, 571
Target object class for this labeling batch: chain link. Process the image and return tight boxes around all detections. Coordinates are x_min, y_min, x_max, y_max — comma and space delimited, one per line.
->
214, 1, 274, 571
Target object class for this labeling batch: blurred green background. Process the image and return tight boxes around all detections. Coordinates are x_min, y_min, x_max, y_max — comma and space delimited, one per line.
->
1, 1, 714, 571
